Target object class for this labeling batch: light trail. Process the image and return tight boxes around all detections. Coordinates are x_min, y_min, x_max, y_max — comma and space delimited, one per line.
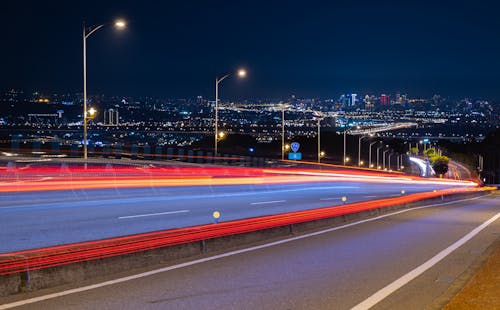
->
0, 166, 479, 193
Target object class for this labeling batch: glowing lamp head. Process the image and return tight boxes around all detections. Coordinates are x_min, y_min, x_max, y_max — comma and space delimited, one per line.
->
88, 107, 97, 116
237, 69, 247, 78
218, 131, 226, 139
320, 151, 325, 157
114, 20, 126, 29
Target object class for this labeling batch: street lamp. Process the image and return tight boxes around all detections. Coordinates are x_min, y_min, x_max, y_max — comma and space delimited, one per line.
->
316, 115, 324, 163
358, 134, 372, 166
383, 147, 389, 170
343, 127, 347, 165
280, 103, 291, 160
369, 141, 379, 168
388, 152, 394, 171
376, 143, 384, 169
83, 19, 126, 160
214, 69, 246, 156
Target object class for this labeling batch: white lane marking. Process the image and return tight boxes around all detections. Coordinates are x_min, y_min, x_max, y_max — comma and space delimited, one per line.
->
320, 197, 341, 201
0, 195, 489, 310
250, 200, 286, 205
389, 194, 401, 197
351, 210, 500, 310
363, 195, 378, 198
118, 210, 190, 219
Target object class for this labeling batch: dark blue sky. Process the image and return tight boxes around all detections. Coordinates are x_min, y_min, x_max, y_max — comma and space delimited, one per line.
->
2, 1, 500, 99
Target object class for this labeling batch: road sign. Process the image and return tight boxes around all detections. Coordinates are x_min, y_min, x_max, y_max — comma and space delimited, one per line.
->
291, 142, 300, 153
288, 152, 302, 160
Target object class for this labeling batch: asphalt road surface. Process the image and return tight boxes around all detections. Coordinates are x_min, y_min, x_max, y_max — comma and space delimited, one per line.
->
0, 179, 471, 253
1, 192, 498, 309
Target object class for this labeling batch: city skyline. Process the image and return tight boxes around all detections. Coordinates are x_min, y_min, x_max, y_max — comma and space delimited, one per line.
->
2, 1, 500, 99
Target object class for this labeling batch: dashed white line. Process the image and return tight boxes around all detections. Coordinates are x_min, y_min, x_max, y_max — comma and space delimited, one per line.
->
250, 200, 286, 205
320, 197, 341, 201
363, 195, 378, 198
118, 210, 190, 219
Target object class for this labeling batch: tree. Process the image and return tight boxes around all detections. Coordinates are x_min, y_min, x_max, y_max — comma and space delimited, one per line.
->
410, 147, 419, 155
424, 148, 436, 158
431, 155, 449, 177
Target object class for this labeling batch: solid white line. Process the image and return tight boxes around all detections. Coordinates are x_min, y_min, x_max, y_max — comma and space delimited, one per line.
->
0, 195, 489, 310
351, 210, 500, 310
363, 195, 378, 198
250, 200, 286, 205
118, 210, 189, 219
320, 197, 341, 201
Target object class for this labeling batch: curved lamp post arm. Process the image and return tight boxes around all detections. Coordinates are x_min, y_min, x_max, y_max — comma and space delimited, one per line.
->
216, 73, 232, 85
84, 23, 106, 39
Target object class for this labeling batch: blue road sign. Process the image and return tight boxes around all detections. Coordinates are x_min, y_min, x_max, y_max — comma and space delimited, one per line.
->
288, 152, 302, 160
291, 142, 300, 153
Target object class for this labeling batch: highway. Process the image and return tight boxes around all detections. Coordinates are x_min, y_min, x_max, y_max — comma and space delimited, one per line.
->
1, 192, 498, 309
0, 166, 477, 253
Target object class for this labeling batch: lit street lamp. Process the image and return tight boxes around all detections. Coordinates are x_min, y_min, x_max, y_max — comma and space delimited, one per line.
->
383, 147, 390, 170
376, 144, 384, 169
315, 113, 324, 163
343, 127, 347, 165
388, 152, 394, 171
214, 69, 246, 156
369, 141, 379, 168
83, 19, 126, 160
358, 134, 372, 166
280, 103, 291, 160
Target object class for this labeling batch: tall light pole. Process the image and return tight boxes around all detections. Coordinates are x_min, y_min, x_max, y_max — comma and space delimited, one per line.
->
383, 147, 389, 170
280, 103, 291, 160
376, 144, 384, 169
282, 107, 285, 160
83, 19, 126, 160
388, 152, 394, 171
317, 117, 322, 163
214, 69, 246, 156
358, 135, 372, 166
343, 128, 347, 165
369, 141, 378, 168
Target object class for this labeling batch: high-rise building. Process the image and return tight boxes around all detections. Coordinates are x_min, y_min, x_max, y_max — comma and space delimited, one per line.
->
104, 109, 119, 126
380, 94, 390, 106
340, 94, 357, 107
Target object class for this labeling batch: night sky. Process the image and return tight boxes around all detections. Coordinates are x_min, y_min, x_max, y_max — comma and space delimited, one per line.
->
2, 1, 500, 99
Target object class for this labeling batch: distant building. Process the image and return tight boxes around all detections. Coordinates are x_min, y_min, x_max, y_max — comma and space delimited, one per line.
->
104, 109, 119, 126
380, 94, 390, 106
340, 94, 357, 107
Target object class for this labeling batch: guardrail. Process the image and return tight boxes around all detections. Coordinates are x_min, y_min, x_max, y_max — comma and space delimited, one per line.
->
0, 186, 493, 276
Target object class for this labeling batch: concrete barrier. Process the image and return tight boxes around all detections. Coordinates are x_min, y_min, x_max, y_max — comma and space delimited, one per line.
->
0, 190, 493, 297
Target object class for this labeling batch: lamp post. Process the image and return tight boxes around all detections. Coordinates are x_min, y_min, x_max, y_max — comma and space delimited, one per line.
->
388, 152, 394, 171
280, 103, 291, 160
369, 141, 378, 168
358, 135, 372, 166
376, 144, 384, 169
383, 148, 389, 170
214, 69, 246, 156
343, 127, 347, 165
317, 117, 321, 163
83, 19, 125, 160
